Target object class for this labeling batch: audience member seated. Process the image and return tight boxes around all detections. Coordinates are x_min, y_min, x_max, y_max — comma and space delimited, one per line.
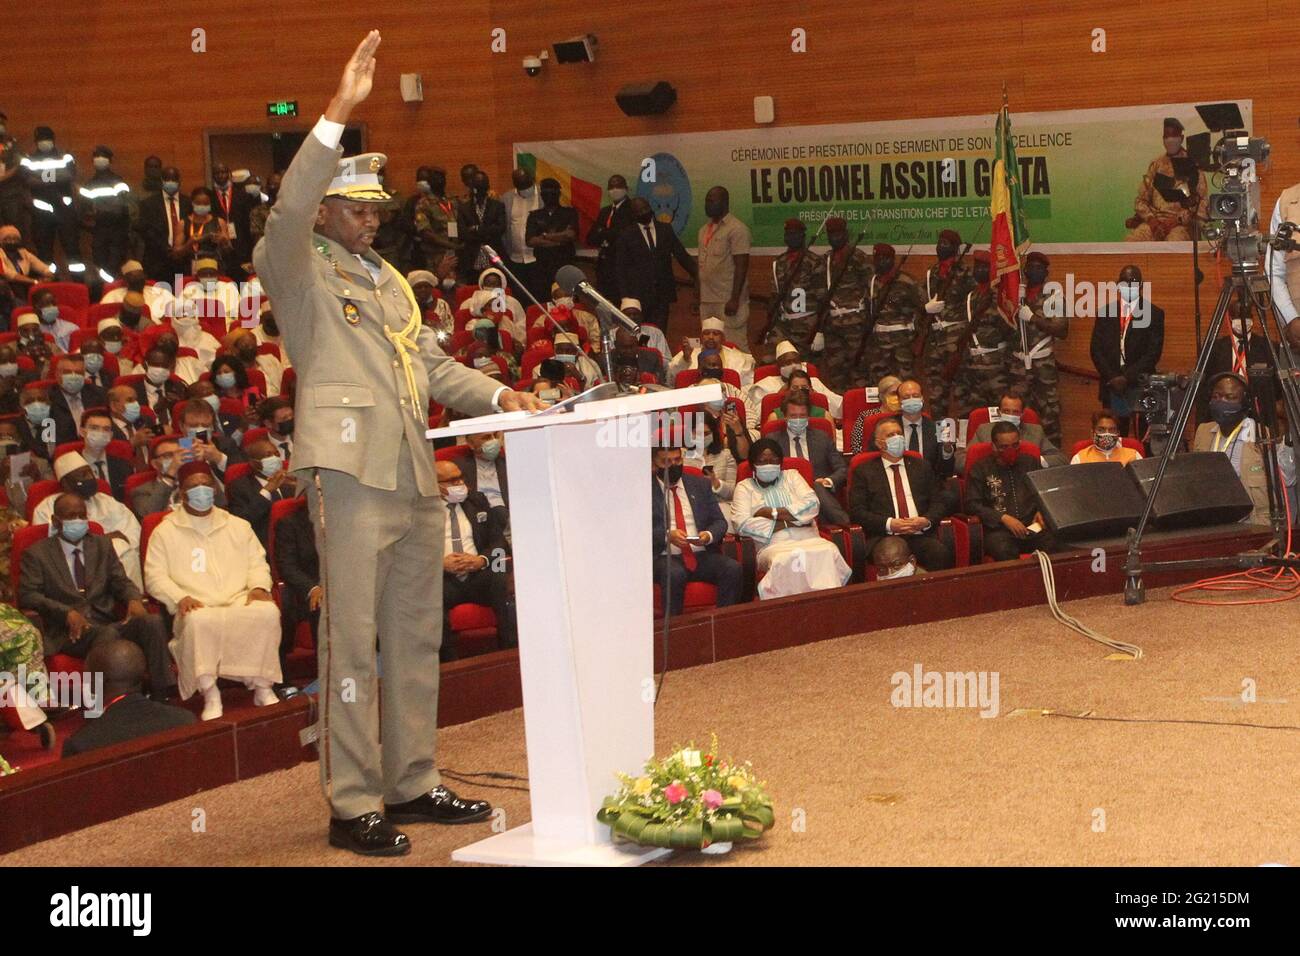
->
188, 380, 243, 441
80, 409, 132, 500
50, 354, 105, 444
173, 311, 224, 372
650, 439, 742, 614
30, 288, 79, 352
872, 536, 924, 580
19, 492, 172, 696
209, 353, 257, 407
609, 326, 666, 384
0, 602, 57, 750
696, 348, 745, 402
667, 315, 755, 386
847, 374, 902, 454
153, 328, 204, 384
0, 224, 54, 286
113, 291, 157, 336
551, 331, 602, 390
61, 639, 196, 757
1192, 371, 1270, 525
100, 259, 176, 317
179, 256, 239, 323
272, 497, 320, 682
143, 462, 281, 720
15, 313, 54, 374
745, 339, 842, 433
0, 343, 34, 415
732, 438, 850, 599
962, 390, 1067, 469
436, 460, 517, 659
462, 318, 519, 381
685, 399, 747, 525
1, 416, 49, 485
257, 396, 295, 464
135, 348, 190, 429
528, 376, 573, 403
763, 369, 830, 423
408, 269, 455, 334
967, 422, 1058, 561
848, 418, 955, 571
78, 339, 115, 391
36, 452, 143, 588
17, 385, 56, 468
618, 298, 672, 365
227, 431, 298, 546
769, 392, 850, 526
97, 318, 140, 376
891, 378, 955, 478
538, 283, 601, 344
466, 267, 526, 344
106, 384, 155, 454
176, 397, 245, 480
1070, 409, 1144, 465
461, 430, 508, 519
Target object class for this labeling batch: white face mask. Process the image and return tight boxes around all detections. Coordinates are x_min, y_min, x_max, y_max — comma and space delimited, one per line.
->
880, 561, 916, 580
444, 483, 469, 504
37, 139, 54, 152
93, 156, 111, 171
518, 186, 535, 198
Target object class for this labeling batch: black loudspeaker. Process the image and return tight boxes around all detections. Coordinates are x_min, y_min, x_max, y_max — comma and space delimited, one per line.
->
1026, 463, 1147, 539
615, 82, 677, 117
1128, 452, 1256, 528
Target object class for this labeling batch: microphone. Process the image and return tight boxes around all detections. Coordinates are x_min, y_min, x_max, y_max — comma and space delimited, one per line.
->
555, 264, 641, 336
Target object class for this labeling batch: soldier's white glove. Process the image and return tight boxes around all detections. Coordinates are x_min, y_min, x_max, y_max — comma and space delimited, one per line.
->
811, 332, 825, 352
1017, 304, 1033, 322
924, 298, 944, 315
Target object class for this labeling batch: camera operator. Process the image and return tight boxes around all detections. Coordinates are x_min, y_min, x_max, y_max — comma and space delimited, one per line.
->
1197, 292, 1274, 420
1090, 264, 1165, 439
1268, 182, 1300, 325
1192, 371, 1269, 526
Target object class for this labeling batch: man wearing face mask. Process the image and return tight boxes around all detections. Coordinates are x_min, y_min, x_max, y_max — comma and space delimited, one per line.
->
961, 390, 1066, 470
817, 216, 872, 393
462, 429, 509, 518
862, 242, 923, 386
134, 166, 192, 281
133, 347, 186, 427
80, 146, 132, 278
668, 315, 755, 387
180, 256, 239, 329
0, 225, 53, 288
19, 491, 173, 699
227, 431, 298, 547
694, 348, 746, 403
949, 250, 1013, 416
1192, 371, 1270, 525
525, 177, 579, 299
21, 126, 80, 271
921, 229, 976, 411
848, 418, 955, 572
967, 421, 1055, 561
696, 186, 752, 353
1070, 409, 1143, 465
257, 396, 295, 464
31, 288, 80, 353
77, 339, 113, 391
79, 410, 131, 500
610, 326, 665, 384
226, 326, 284, 396
1198, 293, 1274, 421
14, 312, 53, 374
745, 339, 843, 434
49, 354, 103, 443
550, 331, 601, 389
1126, 117, 1208, 242
211, 163, 235, 223
500, 166, 541, 300
130, 436, 226, 518
1090, 264, 1164, 437
871, 536, 925, 582
768, 394, 850, 526
0, 342, 32, 413
35, 452, 143, 589
1010, 251, 1068, 447
100, 259, 174, 318
889, 379, 955, 479
763, 218, 825, 351
106, 384, 154, 452
588, 175, 634, 300
410, 166, 459, 271
17, 385, 56, 466
455, 169, 506, 283
615, 196, 697, 331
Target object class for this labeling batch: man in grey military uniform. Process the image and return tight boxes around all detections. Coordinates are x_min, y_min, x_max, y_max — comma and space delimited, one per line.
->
254, 31, 545, 857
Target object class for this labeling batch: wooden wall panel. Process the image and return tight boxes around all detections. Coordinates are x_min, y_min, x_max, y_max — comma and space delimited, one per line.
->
4, 0, 1300, 443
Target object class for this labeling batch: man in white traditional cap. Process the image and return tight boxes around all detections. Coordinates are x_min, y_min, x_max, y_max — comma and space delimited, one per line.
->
552, 330, 602, 389
179, 256, 240, 330
143, 460, 282, 720
667, 315, 755, 387
99, 259, 175, 317
745, 339, 842, 435
619, 297, 671, 366
467, 265, 526, 344
407, 268, 454, 335
34, 451, 143, 589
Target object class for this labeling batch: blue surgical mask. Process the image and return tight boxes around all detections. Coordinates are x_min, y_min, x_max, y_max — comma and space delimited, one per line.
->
1118, 283, 1140, 303
215, 371, 236, 389
40, 305, 60, 324
185, 485, 215, 511
900, 397, 924, 416
103, 339, 123, 354
84, 429, 111, 452
123, 401, 141, 423
0, 363, 17, 377
82, 353, 104, 375
478, 438, 502, 461
786, 417, 808, 436
161, 181, 180, 195
554, 353, 576, 364
192, 204, 212, 217
61, 373, 85, 394
1000, 413, 1021, 427
260, 455, 282, 477
24, 402, 50, 424
59, 519, 89, 543
885, 434, 907, 457
754, 463, 782, 483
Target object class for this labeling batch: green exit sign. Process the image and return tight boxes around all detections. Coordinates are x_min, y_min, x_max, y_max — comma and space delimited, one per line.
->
266, 100, 298, 118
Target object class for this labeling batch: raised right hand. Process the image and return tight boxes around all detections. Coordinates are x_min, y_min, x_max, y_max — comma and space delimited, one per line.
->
331, 31, 382, 114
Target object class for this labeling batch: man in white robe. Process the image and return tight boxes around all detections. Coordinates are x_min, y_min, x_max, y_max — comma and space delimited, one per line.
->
143, 461, 281, 720
745, 339, 842, 434
35, 452, 143, 590
667, 315, 755, 387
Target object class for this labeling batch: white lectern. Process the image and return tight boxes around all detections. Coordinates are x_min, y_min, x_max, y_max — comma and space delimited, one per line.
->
428, 384, 722, 866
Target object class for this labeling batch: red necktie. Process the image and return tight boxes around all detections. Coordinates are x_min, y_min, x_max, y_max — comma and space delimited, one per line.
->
672, 486, 697, 571
891, 463, 910, 519
167, 197, 181, 242
1233, 341, 1247, 375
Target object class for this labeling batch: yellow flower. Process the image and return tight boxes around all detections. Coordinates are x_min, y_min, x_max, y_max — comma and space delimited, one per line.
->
632, 776, 653, 796
727, 774, 747, 791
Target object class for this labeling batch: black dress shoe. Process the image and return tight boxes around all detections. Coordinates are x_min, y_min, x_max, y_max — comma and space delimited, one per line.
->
328, 812, 411, 856
37, 720, 57, 751
386, 785, 492, 825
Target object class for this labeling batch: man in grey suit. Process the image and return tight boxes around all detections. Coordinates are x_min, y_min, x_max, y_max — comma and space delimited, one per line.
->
769, 393, 851, 526
253, 31, 544, 858
19, 492, 173, 697
957, 390, 1067, 471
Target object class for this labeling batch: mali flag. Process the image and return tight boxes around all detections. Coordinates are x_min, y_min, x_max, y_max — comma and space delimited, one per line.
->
989, 99, 1030, 324
516, 152, 604, 251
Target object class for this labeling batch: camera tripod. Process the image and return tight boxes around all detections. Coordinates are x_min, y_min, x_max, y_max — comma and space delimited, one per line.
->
1122, 238, 1300, 604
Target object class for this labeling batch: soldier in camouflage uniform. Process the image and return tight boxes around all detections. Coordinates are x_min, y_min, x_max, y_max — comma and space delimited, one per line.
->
862, 242, 923, 385
818, 216, 873, 393
949, 250, 1013, 416
411, 167, 460, 271
1010, 250, 1067, 445
920, 228, 977, 414
763, 217, 824, 353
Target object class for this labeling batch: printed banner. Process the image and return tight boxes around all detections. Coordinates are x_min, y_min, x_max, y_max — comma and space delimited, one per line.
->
516, 99, 1252, 256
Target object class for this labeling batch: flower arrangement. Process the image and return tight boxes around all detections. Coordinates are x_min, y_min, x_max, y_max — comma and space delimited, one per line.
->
597, 734, 774, 851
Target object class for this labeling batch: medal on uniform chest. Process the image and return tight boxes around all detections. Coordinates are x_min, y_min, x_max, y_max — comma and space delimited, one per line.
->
343, 301, 360, 325
317, 244, 364, 328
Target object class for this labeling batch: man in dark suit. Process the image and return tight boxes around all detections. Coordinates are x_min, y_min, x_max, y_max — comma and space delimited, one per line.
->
62, 639, 195, 757
134, 166, 191, 282
848, 418, 955, 571
78, 340, 116, 392
1090, 264, 1165, 437
436, 460, 517, 659
455, 170, 506, 283
49, 354, 108, 445
106, 384, 157, 456
651, 441, 742, 614
615, 197, 698, 330
461, 430, 509, 521
769, 393, 850, 525
80, 409, 134, 501
586, 175, 634, 300
891, 379, 956, 479
133, 349, 188, 431
17, 384, 56, 466
272, 497, 320, 683
18, 492, 173, 696
175, 397, 246, 481
227, 431, 299, 546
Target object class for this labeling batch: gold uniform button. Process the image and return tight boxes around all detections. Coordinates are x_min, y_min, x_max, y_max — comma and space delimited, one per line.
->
400, 398, 407, 406
342, 397, 350, 404
392, 360, 399, 367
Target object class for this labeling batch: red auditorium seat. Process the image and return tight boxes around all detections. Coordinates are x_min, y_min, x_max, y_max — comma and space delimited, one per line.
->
675, 367, 743, 390
966, 405, 1041, 435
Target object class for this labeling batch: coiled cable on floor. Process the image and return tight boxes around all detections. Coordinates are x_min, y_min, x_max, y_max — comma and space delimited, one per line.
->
1035, 550, 1144, 660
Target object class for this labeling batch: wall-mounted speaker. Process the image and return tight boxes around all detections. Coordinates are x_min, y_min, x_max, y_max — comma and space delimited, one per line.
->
615, 82, 677, 117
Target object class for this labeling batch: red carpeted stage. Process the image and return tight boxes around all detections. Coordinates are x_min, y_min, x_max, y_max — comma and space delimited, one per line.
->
0, 524, 1270, 855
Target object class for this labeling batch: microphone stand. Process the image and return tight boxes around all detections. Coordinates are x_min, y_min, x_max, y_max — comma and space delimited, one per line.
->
479, 246, 586, 360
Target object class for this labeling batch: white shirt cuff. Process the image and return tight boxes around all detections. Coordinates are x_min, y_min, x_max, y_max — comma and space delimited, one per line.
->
490, 385, 509, 410
312, 116, 346, 151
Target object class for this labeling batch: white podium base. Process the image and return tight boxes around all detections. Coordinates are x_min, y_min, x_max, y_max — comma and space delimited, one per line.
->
452, 824, 672, 867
